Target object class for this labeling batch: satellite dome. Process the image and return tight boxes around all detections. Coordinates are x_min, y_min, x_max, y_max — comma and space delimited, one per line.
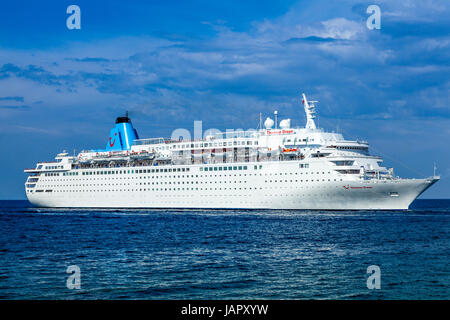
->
264, 117, 274, 129
279, 119, 291, 129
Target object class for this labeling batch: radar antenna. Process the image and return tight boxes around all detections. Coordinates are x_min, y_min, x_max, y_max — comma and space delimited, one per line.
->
302, 93, 317, 130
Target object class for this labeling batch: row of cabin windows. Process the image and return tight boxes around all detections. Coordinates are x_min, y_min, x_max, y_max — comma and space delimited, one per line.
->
33, 181, 346, 194
61, 165, 266, 176
62, 172, 78, 176
45, 172, 60, 176
172, 140, 258, 149
76, 167, 191, 176
43, 170, 333, 183
45, 165, 63, 170
40, 176, 339, 187
337, 146, 367, 150
200, 165, 252, 172
47, 164, 313, 177
37, 173, 339, 189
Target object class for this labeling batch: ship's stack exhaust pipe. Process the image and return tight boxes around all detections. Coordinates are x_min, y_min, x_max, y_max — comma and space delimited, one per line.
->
105, 112, 139, 151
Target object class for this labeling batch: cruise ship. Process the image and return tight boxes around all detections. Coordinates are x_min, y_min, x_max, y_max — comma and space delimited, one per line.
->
24, 94, 439, 209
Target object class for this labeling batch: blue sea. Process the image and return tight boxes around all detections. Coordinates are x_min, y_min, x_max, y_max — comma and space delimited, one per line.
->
0, 199, 449, 300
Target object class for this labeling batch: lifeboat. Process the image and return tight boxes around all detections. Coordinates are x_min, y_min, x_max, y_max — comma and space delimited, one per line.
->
130, 150, 155, 160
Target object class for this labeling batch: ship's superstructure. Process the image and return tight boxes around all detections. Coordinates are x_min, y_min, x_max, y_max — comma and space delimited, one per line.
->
24, 94, 439, 209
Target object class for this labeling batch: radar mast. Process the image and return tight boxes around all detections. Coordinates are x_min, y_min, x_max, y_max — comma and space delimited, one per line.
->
302, 93, 317, 130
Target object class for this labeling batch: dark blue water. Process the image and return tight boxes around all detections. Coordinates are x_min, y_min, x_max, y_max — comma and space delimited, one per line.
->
0, 200, 449, 299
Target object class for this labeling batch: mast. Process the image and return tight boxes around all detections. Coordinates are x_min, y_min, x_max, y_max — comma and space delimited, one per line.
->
259, 112, 262, 130
302, 93, 317, 130
274, 111, 278, 129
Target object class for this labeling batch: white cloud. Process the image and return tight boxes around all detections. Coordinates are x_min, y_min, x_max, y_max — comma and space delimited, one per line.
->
0, 0, 448, 132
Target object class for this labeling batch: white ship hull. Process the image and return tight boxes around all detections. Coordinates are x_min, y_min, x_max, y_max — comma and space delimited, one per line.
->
25, 161, 438, 210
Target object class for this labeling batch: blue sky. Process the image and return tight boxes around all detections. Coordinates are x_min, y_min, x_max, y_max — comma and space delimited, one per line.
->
0, 0, 448, 199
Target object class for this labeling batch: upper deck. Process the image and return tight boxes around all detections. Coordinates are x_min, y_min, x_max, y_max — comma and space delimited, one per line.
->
24, 93, 390, 180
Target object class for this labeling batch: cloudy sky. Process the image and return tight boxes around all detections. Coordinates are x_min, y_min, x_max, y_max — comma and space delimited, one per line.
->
0, 0, 448, 199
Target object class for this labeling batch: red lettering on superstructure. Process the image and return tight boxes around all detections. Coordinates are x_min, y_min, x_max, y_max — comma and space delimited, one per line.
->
266, 129, 294, 135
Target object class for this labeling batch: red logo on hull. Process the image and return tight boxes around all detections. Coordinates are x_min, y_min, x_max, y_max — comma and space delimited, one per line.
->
343, 185, 373, 190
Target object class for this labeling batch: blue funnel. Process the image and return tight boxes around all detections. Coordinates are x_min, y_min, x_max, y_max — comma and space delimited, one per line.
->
105, 115, 139, 151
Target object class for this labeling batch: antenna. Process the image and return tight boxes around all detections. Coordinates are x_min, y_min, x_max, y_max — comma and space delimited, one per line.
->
434, 162, 437, 177
274, 111, 278, 129
259, 112, 262, 130
302, 93, 317, 130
